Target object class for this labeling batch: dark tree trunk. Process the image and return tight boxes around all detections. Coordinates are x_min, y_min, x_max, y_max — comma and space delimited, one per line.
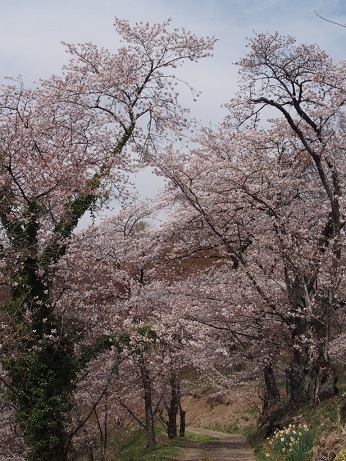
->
261, 364, 281, 416
4, 258, 77, 461
139, 361, 157, 448
7, 342, 75, 461
286, 348, 337, 404
167, 371, 180, 439
179, 408, 186, 437
285, 276, 337, 405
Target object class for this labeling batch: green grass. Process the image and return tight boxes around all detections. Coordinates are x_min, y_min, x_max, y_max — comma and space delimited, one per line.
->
252, 371, 346, 460
254, 445, 270, 461
184, 431, 218, 441
108, 367, 346, 461
211, 421, 240, 434
264, 423, 314, 461
108, 427, 217, 461
242, 407, 258, 415
109, 428, 181, 461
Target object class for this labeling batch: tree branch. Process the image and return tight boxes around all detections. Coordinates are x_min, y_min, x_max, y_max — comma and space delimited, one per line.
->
314, 10, 346, 28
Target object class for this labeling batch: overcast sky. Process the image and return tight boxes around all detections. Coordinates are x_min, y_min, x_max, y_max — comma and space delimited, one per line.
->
1, 0, 346, 221
2, 0, 346, 122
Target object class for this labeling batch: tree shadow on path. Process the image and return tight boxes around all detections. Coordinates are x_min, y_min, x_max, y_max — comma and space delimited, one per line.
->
171, 427, 256, 461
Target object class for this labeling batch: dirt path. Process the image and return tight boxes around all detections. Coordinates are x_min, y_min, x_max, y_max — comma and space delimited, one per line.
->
172, 426, 257, 461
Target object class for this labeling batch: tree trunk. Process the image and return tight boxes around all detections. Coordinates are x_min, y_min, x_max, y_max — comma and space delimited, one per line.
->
3, 265, 77, 461
285, 276, 337, 404
167, 371, 180, 439
7, 344, 75, 461
261, 364, 281, 416
139, 361, 157, 448
179, 408, 186, 437
286, 348, 337, 404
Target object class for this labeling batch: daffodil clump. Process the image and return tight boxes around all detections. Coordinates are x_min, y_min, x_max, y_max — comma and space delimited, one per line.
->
335, 448, 346, 461
265, 423, 314, 461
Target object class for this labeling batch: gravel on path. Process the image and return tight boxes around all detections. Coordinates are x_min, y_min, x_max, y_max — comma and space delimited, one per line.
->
173, 426, 257, 461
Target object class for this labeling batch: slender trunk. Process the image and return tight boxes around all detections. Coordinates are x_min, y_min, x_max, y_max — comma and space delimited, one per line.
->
167, 371, 179, 439
101, 391, 108, 461
139, 360, 156, 448
179, 408, 186, 437
83, 426, 95, 461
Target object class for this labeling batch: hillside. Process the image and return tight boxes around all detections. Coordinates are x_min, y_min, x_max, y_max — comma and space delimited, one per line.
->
181, 387, 259, 434
178, 381, 346, 460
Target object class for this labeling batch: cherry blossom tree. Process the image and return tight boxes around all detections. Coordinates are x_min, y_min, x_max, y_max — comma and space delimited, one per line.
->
59, 204, 196, 449
0, 18, 215, 461
232, 32, 346, 405
152, 32, 346, 423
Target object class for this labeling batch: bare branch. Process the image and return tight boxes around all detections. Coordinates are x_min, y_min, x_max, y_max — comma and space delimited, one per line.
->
314, 10, 346, 28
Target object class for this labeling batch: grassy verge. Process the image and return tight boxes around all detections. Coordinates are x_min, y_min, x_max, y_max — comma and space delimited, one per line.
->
108, 427, 216, 461
184, 431, 218, 441
108, 428, 180, 461
107, 370, 346, 460
251, 394, 346, 460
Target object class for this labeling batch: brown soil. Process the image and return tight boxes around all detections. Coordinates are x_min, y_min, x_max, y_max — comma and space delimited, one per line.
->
168, 388, 259, 460
174, 427, 256, 461
182, 387, 260, 431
